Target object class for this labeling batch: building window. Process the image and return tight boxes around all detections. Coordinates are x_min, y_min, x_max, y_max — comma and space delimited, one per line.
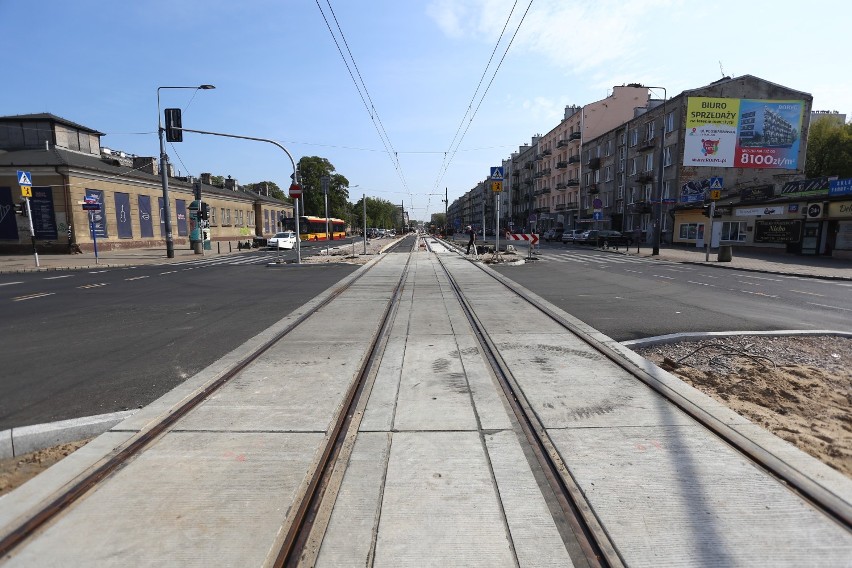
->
629, 158, 637, 175
630, 129, 639, 147
665, 111, 675, 133
604, 165, 612, 182
721, 221, 747, 242
679, 223, 701, 240
644, 153, 654, 172
220, 208, 226, 225
663, 145, 673, 167
605, 140, 612, 156
211, 207, 216, 225
645, 121, 655, 140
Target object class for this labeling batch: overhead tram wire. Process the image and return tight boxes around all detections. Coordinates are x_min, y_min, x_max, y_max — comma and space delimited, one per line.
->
432, 0, 535, 200
315, 0, 414, 208
431, 0, 518, 194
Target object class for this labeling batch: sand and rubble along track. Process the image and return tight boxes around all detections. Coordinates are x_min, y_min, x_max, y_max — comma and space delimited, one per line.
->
635, 335, 852, 478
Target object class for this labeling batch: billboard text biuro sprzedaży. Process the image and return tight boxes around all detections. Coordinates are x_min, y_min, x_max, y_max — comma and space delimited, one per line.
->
684, 97, 804, 169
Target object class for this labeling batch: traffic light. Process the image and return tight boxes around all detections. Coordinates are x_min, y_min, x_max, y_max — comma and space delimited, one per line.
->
15, 200, 27, 217
193, 181, 202, 201
199, 202, 210, 220
702, 204, 710, 217
164, 108, 183, 142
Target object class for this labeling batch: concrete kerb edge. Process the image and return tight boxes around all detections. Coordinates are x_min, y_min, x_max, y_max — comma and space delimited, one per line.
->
623, 329, 852, 348
474, 260, 852, 505
0, 411, 138, 460
0, 253, 384, 462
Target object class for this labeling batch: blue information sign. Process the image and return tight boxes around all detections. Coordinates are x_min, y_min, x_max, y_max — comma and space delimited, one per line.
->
829, 178, 852, 197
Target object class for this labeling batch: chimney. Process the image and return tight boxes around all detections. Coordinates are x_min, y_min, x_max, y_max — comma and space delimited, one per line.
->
200, 172, 212, 185
133, 157, 158, 175
225, 175, 238, 191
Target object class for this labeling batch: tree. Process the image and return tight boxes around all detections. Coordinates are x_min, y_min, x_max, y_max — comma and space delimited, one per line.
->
210, 175, 225, 187
805, 118, 852, 179
352, 196, 401, 231
297, 156, 350, 219
245, 181, 287, 201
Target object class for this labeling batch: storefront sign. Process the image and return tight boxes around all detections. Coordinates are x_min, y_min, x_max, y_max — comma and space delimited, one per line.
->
114, 192, 133, 238
829, 178, 852, 197
739, 185, 775, 203
828, 201, 852, 219
734, 206, 786, 217
85, 189, 108, 238
781, 177, 832, 197
31, 187, 58, 240
754, 219, 801, 243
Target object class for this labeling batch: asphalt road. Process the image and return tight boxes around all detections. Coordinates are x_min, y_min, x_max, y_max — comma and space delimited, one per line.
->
492, 243, 852, 341
0, 250, 361, 430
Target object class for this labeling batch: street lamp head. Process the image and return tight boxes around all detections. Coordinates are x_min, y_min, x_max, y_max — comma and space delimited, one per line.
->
198, 85, 216, 90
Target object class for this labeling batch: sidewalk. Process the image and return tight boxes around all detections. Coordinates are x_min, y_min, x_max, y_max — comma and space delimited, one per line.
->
608, 244, 852, 280
0, 245, 246, 274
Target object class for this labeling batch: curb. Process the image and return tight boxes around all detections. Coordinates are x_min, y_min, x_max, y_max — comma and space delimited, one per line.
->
622, 329, 852, 349
0, 410, 137, 460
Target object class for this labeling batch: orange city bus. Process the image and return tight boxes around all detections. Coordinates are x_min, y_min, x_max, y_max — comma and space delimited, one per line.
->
283, 216, 346, 241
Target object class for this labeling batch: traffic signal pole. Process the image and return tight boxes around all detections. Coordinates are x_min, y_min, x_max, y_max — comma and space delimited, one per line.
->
171, 125, 301, 264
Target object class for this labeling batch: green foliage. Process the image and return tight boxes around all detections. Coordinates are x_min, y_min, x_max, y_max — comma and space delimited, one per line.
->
297, 156, 350, 218
210, 175, 225, 187
805, 118, 852, 179
351, 196, 403, 230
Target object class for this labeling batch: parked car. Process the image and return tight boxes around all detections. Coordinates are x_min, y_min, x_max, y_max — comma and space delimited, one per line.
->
267, 231, 297, 250
561, 229, 584, 244
578, 230, 628, 248
542, 228, 561, 242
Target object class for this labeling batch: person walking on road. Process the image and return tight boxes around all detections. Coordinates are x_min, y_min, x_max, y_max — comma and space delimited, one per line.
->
466, 226, 475, 255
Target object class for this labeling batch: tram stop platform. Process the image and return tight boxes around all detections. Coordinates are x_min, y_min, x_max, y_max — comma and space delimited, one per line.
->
1, 237, 850, 567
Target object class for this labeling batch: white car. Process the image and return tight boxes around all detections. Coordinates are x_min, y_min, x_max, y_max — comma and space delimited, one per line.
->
267, 231, 297, 250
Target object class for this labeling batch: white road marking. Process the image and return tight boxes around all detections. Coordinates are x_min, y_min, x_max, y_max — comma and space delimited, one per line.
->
807, 302, 852, 312
654, 275, 675, 280
125, 276, 150, 281
78, 283, 109, 289
89, 270, 109, 274
687, 281, 716, 287
43, 275, 74, 280
789, 290, 825, 297
12, 292, 55, 301
160, 270, 178, 275
0, 281, 23, 286
739, 290, 778, 298
739, 275, 782, 282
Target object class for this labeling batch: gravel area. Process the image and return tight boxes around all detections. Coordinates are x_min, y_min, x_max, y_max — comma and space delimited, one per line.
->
634, 335, 852, 477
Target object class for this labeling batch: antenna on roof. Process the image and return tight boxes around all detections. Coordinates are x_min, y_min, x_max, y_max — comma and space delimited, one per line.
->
719, 61, 726, 78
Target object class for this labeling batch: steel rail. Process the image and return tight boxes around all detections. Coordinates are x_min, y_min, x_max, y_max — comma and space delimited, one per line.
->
272, 237, 416, 567
427, 238, 622, 568
447, 237, 852, 532
0, 255, 383, 558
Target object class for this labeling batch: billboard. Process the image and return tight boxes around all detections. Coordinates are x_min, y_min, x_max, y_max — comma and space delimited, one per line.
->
685, 97, 804, 169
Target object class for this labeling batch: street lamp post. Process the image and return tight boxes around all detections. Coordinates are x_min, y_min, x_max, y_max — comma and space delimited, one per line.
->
646, 86, 667, 256
157, 84, 215, 258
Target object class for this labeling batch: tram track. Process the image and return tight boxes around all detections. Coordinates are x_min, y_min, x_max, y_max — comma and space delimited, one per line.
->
2, 234, 848, 566
0, 238, 416, 562
429, 236, 852, 540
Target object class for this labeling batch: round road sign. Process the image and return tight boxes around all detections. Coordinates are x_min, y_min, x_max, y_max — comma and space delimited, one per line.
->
289, 183, 302, 199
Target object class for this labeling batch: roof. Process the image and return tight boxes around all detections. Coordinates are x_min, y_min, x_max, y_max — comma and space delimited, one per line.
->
0, 113, 105, 135
681, 74, 812, 100
0, 146, 290, 206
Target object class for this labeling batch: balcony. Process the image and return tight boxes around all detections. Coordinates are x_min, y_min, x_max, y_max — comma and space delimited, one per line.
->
569, 131, 582, 141
524, 161, 533, 169
533, 189, 542, 196
639, 136, 657, 151
555, 203, 566, 211
511, 170, 520, 177
564, 201, 580, 210
540, 187, 551, 194
557, 139, 570, 148
588, 184, 599, 194
629, 201, 652, 214
523, 179, 533, 186
556, 182, 567, 190
634, 173, 654, 183
536, 206, 551, 213
568, 155, 580, 164
587, 157, 601, 170
565, 179, 579, 187
542, 148, 552, 156
534, 171, 545, 179
540, 167, 551, 176
556, 161, 568, 169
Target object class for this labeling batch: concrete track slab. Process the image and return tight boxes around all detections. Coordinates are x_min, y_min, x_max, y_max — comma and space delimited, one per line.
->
548, 424, 852, 566
374, 431, 516, 567
5, 431, 325, 567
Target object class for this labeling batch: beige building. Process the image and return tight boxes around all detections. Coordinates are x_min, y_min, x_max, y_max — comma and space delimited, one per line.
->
0, 114, 292, 253
533, 85, 650, 232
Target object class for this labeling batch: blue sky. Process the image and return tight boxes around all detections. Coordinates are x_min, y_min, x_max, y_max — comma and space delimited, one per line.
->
3, 0, 849, 221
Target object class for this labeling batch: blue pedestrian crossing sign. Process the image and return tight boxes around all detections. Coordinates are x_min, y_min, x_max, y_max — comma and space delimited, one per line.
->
17, 170, 32, 186
490, 166, 504, 181
709, 176, 723, 190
